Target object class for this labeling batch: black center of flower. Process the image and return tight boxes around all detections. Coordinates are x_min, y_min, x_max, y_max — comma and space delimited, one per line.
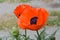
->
30, 17, 38, 25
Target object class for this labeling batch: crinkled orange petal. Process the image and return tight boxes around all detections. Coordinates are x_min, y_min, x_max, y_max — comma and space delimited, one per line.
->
40, 8, 48, 24
17, 17, 27, 29
14, 4, 32, 18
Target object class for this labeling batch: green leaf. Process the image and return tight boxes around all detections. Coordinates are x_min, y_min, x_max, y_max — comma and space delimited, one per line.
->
35, 31, 41, 40
51, 29, 58, 37
35, 27, 46, 40
45, 29, 58, 40
39, 27, 46, 40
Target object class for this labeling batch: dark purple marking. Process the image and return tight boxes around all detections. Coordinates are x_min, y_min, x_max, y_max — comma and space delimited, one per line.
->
30, 17, 38, 25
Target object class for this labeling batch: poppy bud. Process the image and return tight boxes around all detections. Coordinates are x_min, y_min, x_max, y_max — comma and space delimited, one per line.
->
11, 27, 19, 38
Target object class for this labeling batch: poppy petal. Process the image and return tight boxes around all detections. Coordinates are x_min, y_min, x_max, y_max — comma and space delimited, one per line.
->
14, 4, 32, 18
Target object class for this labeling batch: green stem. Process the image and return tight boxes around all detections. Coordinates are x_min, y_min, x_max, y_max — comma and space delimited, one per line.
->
25, 29, 27, 40
36, 30, 41, 40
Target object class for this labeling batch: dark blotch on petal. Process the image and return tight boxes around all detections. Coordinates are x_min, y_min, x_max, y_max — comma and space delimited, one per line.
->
19, 14, 20, 16
30, 17, 38, 25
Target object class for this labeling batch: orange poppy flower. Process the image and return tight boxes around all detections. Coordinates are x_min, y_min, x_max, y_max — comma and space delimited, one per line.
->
14, 4, 32, 18
16, 5, 48, 31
